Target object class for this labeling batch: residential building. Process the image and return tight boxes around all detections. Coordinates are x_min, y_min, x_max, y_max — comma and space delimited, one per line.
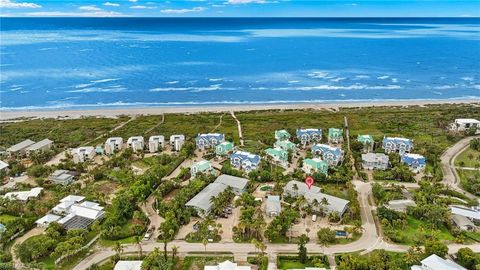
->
191, 160, 216, 178
35, 214, 61, 228
26, 139, 53, 156
386, 199, 416, 213
265, 148, 289, 167
303, 158, 328, 175
274, 140, 296, 151
114, 261, 143, 270
204, 260, 251, 270
275, 129, 291, 141
216, 141, 234, 156
328, 128, 344, 144
362, 153, 389, 170
401, 153, 426, 172
52, 195, 86, 214
0, 160, 9, 172
382, 137, 413, 155
266, 195, 281, 217
284, 180, 349, 215
47, 195, 104, 230
127, 136, 144, 152
452, 118, 480, 132
186, 175, 249, 217
357, 135, 374, 152
450, 205, 480, 221
410, 254, 467, 270
311, 144, 344, 166
95, 145, 104, 155
296, 128, 322, 145
49, 170, 76, 185
452, 214, 476, 232
230, 151, 260, 172
196, 133, 225, 150
170, 134, 185, 152
72, 146, 96, 163
4, 187, 43, 202
104, 137, 123, 155
148, 135, 165, 153
6, 139, 35, 157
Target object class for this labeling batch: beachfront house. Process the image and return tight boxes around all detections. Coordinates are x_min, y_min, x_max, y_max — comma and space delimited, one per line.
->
275, 129, 291, 141
452, 118, 480, 132
196, 133, 225, 150
230, 151, 261, 172
35, 214, 62, 228
303, 158, 329, 175
186, 175, 249, 218
452, 214, 476, 232
284, 180, 349, 215
114, 261, 143, 270
382, 137, 413, 155
104, 137, 123, 155
266, 195, 282, 217
357, 135, 374, 152
296, 128, 322, 146
170, 134, 185, 152
328, 128, 344, 144
49, 170, 76, 185
26, 139, 53, 156
410, 254, 467, 270
4, 187, 43, 202
72, 146, 96, 163
216, 141, 234, 156
450, 205, 479, 232
127, 136, 145, 152
6, 139, 35, 157
265, 148, 289, 167
204, 260, 251, 270
148, 135, 165, 153
362, 153, 389, 170
401, 153, 426, 172
191, 160, 216, 178
386, 199, 416, 213
274, 140, 296, 152
311, 144, 344, 166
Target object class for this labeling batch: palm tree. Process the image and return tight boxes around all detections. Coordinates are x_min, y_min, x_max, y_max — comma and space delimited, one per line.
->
134, 235, 143, 258
113, 241, 123, 259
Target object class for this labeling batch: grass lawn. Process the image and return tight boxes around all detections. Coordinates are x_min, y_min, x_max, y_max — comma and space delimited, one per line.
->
0, 214, 19, 223
394, 216, 455, 245
182, 256, 234, 270
455, 147, 480, 168
457, 169, 480, 197
100, 235, 138, 247
277, 255, 329, 270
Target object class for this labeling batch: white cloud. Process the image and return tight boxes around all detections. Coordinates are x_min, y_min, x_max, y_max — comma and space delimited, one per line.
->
24, 10, 125, 17
104, 2, 120, 7
160, 6, 206, 14
130, 5, 156, 9
79, 5, 102, 11
0, 0, 41, 8
227, 0, 267, 4
128, 0, 137, 2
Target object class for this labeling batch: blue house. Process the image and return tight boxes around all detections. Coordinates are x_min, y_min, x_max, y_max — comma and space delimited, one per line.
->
296, 128, 322, 145
401, 153, 426, 173
196, 133, 225, 150
311, 144, 344, 166
230, 151, 261, 172
382, 137, 413, 155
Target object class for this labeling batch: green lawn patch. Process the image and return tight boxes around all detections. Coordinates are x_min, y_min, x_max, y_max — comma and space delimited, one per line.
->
0, 214, 18, 223
396, 216, 455, 245
455, 147, 480, 168
277, 255, 329, 270
182, 256, 234, 270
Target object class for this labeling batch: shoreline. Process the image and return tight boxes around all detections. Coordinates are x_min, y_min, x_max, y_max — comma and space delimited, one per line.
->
1, 99, 478, 121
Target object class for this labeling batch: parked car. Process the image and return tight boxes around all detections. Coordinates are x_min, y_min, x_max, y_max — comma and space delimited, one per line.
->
143, 232, 151, 241
312, 215, 317, 222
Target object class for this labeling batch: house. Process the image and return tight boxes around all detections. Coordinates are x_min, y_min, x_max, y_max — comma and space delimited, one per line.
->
0, 160, 9, 172
127, 136, 144, 152
296, 128, 322, 145
196, 133, 225, 150
382, 137, 413, 155
191, 160, 216, 178
284, 180, 349, 215
401, 153, 426, 172
204, 260, 251, 270
49, 170, 76, 185
275, 129, 291, 141
186, 175, 249, 217
52, 195, 85, 214
410, 254, 467, 270
452, 214, 476, 232
48, 195, 104, 230
35, 214, 61, 228
26, 139, 53, 156
303, 158, 328, 175
386, 199, 416, 213
71, 146, 96, 163
4, 187, 43, 202
6, 139, 35, 157
362, 153, 389, 170
230, 151, 260, 172
114, 261, 143, 270
105, 137, 123, 155
274, 140, 296, 151
452, 118, 480, 132
311, 144, 344, 166
216, 141, 234, 156
170, 134, 185, 152
450, 205, 480, 221
357, 135, 374, 152
265, 148, 288, 167
328, 128, 344, 144
148, 135, 165, 153
266, 195, 281, 217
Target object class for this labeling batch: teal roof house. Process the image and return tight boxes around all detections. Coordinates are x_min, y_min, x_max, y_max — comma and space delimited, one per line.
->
275, 129, 291, 141
265, 148, 289, 168
216, 141, 234, 156
328, 128, 344, 144
303, 158, 329, 175
357, 134, 374, 152
191, 160, 216, 178
274, 140, 296, 151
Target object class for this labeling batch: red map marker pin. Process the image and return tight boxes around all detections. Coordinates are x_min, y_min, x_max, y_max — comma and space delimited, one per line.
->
305, 176, 314, 190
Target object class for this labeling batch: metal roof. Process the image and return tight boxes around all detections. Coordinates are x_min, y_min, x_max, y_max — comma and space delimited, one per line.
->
26, 139, 53, 151
214, 175, 249, 191
266, 196, 281, 214
7, 139, 35, 152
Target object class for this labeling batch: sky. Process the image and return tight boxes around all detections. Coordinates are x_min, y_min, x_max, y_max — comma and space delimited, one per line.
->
0, 0, 479, 17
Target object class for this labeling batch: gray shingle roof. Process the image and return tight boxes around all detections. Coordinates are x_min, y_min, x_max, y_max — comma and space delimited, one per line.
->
186, 183, 227, 213
214, 175, 249, 191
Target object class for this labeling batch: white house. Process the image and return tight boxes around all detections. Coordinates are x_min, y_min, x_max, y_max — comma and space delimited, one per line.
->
170, 134, 185, 152
105, 137, 123, 155
71, 146, 96, 163
114, 261, 143, 270
45, 195, 104, 230
4, 187, 43, 202
362, 153, 389, 170
35, 214, 61, 228
410, 254, 466, 270
266, 195, 281, 217
148, 135, 165, 153
452, 118, 480, 132
127, 136, 144, 152
49, 170, 76, 185
26, 139, 53, 156
6, 139, 35, 157
0, 160, 9, 172
204, 260, 251, 270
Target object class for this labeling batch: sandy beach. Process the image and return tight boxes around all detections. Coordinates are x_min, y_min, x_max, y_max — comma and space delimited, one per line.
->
1, 99, 478, 121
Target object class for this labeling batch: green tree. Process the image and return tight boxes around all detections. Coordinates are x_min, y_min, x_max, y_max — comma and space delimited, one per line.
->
298, 234, 309, 263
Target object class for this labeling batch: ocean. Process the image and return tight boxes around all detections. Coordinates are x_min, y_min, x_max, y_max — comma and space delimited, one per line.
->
0, 17, 479, 110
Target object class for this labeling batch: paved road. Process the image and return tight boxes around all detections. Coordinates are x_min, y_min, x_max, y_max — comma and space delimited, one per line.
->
11, 227, 44, 269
